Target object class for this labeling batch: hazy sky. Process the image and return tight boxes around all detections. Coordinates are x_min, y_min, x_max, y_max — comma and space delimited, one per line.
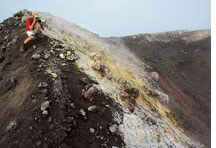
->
0, 0, 211, 37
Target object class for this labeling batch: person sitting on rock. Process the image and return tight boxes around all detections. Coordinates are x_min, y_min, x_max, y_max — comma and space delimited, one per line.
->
20, 11, 44, 51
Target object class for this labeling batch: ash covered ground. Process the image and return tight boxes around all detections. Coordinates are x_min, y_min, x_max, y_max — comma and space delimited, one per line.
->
0, 10, 211, 148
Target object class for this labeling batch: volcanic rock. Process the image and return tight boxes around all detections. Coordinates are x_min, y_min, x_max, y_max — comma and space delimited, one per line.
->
59, 53, 65, 59
38, 82, 48, 88
79, 109, 86, 116
84, 86, 97, 101
149, 72, 159, 81
88, 105, 99, 112
6, 120, 18, 132
32, 53, 40, 60
41, 101, 50, 111
109, 124, 118, 133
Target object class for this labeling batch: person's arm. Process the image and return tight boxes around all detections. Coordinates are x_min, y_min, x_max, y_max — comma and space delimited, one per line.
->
29, 18, 37, 30
41, 24, 44, 30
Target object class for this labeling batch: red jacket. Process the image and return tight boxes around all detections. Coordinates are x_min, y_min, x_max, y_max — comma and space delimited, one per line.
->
26, 17, 33, 31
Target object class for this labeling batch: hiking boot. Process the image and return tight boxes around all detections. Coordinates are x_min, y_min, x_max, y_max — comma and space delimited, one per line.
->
20, 43, 25, 52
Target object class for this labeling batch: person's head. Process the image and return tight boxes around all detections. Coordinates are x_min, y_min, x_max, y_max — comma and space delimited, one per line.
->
32, 11, 41, 23
32, 11, 39, 18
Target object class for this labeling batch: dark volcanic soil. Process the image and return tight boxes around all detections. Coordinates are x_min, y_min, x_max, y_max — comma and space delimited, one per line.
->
0, 17, 124, 148
106, 32, 211, 147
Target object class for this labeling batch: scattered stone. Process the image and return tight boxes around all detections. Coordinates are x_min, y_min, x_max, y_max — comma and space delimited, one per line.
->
81, 77, 89, 84
70, 103, 75, 109
29, 126, 33, 130
42, 110, 48, 115
90, 128, 95, 133
66, 51, 71, 56
155, 90, 169, 103
66, 54, 78, 62
36, 141, 41, 146
92, 60, 101, 71
48, 117, 52, 122
6, 120, 18, 132
50, 49, 55, 55
32, 53, 40, 60
59, 53, 65, 59
51, 73, 58, 78
11, 38, 17, 44
10, 77, 17, 86
37, 64, 43, 68
41, 101, 49, 111
105, 105, 110, 108
118, 124, 124, 133
41, 89, 48, 95
4, 35, 9, 40
89, 52, 96, 59
46, 68, 52, 74
125, 87, 139, 99
88, 105, 99, 112
129, 102, 135, 113
120, 91, 129, 100
84, 86, 96, 101
33, 45, 37, 49
109, 124, 118, 133
6, 42, 11, 47
79, 109, 86, 116
14, 35, 19, 39
149, 72, 159, 81
44, 53, 50, 59
38, 82, 48, 88
31, 99, 37, 103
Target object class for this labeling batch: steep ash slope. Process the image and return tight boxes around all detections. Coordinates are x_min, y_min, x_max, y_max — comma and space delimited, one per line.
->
0, 12, 124, 148
106, 30, 211, 147
0, 9, 208, 148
